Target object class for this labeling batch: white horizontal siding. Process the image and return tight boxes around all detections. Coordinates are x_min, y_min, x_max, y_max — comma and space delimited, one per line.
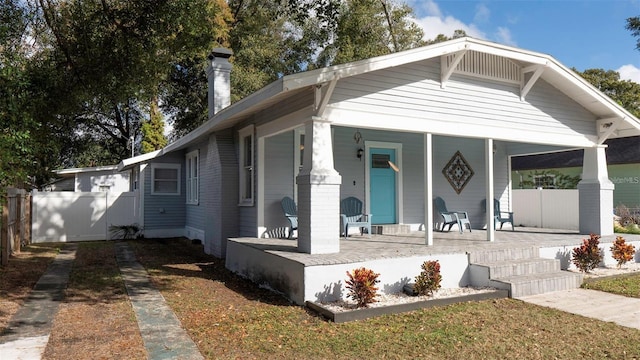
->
328, 58, 597, 145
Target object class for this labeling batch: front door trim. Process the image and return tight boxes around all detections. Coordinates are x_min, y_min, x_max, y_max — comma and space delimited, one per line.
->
364, 141, 403, 224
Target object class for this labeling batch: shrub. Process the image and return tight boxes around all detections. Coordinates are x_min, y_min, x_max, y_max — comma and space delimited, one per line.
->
109, 223, 142, 240
572, 234, 603, 273
414, 260, 442, 296
615, 204, 639, 226
345, 267, 380, 308
610, 236, 636, 268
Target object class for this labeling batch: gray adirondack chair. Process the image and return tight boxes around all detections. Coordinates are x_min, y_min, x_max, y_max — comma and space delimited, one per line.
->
281, 197, 298, 239
340, 197, 372, 238
434, 197, 471, 233
481, 198, 514, 231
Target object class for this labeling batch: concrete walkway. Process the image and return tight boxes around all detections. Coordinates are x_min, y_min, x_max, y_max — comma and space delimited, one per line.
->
0, 244, 77, 360
0, 242, 203, 360
114, 242, 204, 360
519, 288, 640, 330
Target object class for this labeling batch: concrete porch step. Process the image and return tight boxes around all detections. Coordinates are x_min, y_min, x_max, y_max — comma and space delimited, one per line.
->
468, 247, 539, 263
490, 271, 584, 298
372, 224, 411, 235
471, 258, 561, 279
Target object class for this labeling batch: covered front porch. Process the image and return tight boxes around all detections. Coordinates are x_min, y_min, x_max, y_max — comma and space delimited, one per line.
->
226, 228, 640, 305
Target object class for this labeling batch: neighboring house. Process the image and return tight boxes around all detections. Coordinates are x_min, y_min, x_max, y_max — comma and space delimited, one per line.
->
117, 37, 640, 303
45, 165, 132, 192
511, 136, 640, 208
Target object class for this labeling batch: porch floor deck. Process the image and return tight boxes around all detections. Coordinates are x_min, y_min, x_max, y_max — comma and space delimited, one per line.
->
232, 228, 640, 266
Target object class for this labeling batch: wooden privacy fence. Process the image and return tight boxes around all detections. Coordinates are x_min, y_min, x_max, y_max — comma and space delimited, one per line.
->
1, 188, 31, 266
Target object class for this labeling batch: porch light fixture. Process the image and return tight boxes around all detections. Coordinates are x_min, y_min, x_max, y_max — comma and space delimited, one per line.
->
357, 148, 364, 160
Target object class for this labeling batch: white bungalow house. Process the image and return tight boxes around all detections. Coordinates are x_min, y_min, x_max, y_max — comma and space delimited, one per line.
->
118, 37, 640, 304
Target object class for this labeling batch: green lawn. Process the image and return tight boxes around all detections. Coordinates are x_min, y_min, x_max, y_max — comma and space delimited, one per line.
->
130, 239, 640, 360
582, 273, 640, 298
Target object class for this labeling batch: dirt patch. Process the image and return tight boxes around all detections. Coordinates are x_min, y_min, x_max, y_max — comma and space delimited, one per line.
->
42, 241, 146, 360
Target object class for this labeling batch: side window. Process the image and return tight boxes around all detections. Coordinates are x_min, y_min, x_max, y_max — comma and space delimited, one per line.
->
151, 164, 181, 195
186, 150, 199, 204
239, 125, 254, 205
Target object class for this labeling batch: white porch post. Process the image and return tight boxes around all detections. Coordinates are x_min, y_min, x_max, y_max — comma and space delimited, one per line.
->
296, 116, 342, 254
578, 146, 614, 235
485, 138, 495, 242
424, 133, 433, 246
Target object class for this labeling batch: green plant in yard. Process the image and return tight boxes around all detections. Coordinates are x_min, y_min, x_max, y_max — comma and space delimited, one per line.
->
614, 204, 639, 226
414, 260, 442, 296
610, 236, 636, 268
108, 223, 142, 240
572, 234, 603, 273
345, 267, 380, 308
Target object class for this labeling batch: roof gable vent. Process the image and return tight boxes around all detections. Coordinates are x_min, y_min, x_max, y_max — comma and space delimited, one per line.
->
444, 50, 522, 84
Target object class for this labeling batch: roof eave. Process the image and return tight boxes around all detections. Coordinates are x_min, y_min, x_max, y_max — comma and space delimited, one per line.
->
54, 165, 119, 175
117, 149, 163, 171
163, 79, 285, 153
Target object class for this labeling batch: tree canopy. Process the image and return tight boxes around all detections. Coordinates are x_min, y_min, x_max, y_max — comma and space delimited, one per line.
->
627, 16, 640, 51
576, 68, 640, 118
1, 0, 465, 189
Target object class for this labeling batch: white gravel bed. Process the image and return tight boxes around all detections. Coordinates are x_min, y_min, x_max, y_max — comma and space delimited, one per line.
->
320, 286, 497, 313
568, 261, 640, 278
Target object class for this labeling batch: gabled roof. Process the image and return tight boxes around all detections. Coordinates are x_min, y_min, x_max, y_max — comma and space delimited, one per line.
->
120, 37, 640, 169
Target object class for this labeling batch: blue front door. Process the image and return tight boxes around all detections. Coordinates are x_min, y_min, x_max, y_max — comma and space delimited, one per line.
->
370, 148, 397, 224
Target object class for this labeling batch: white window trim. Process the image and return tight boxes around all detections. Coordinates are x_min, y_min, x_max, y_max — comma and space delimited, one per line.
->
239, 125, 254, 206
151, 163, 181, 195
186, 150, 199, 205
293, 127, 305, 203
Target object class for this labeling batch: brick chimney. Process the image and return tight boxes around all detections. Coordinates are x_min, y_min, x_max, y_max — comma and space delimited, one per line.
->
206, 48, 233, 119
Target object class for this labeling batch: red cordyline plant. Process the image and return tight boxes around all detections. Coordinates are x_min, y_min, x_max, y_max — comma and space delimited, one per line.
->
610, 236, 636, 268
572, 233, 603, 273
414, 260, 442, 296
345, 267, 380, 308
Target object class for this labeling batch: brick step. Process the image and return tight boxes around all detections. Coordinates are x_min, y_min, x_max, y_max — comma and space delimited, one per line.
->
468, 247, 539, 263
471, 258, 560, 279
490, 271, 584, 298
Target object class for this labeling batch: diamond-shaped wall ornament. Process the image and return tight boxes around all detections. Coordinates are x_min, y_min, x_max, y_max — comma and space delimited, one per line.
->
442, 151, 474, 194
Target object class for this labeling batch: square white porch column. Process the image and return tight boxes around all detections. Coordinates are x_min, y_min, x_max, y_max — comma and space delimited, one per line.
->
296, 117, 342, 254
578, 147, 614, 235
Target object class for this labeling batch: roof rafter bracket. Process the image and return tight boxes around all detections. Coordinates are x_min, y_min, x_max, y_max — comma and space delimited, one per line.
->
520, 64, 546, 101
314, 76, 338, 118
597, 117, 623, 144
440, 49, 468, 89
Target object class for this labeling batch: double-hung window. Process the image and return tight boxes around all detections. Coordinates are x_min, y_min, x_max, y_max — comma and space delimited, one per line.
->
239, 125, 254, 205
186, 150, 199, 204
151, 163, 181, 195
